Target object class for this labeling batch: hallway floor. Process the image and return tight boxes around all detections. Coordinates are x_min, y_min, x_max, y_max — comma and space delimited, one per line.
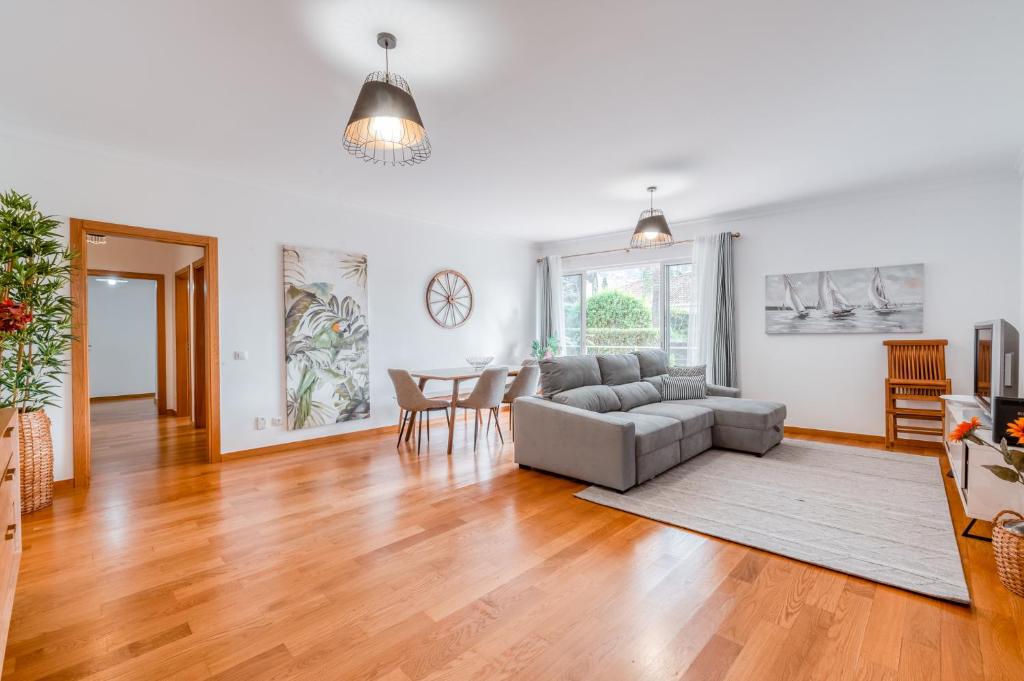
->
90, 397, 206, 476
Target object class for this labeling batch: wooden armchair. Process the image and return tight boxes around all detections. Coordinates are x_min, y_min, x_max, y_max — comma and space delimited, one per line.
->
883, 340, 951, 450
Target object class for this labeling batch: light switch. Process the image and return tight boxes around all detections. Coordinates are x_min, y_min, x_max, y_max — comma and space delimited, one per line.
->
233, 351, 249, 360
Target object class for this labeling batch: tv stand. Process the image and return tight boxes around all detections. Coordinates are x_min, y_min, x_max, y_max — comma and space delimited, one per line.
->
941, 395, 1024, 540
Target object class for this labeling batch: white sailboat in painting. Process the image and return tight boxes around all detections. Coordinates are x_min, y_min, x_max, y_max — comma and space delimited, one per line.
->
867, 267, 897, 314
817, 271, 855, 317
782, 275, 809, 318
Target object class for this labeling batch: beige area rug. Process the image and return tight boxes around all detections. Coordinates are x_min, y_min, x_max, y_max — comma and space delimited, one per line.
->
576, 439, 969, 603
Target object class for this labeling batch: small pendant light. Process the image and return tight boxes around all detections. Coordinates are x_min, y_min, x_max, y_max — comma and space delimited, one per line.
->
343, 32, 431, 166
629, 186, 673, 248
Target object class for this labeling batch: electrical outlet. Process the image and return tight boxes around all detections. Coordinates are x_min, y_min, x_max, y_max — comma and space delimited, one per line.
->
271, 416, 284, 427
233, 350, 249, 360
255, 416, 267, 430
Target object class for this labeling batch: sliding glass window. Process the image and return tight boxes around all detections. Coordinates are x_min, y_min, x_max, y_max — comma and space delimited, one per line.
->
560, 260, 696, 362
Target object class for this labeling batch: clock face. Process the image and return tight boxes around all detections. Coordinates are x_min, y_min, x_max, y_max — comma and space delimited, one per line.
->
426, 269, 473, 328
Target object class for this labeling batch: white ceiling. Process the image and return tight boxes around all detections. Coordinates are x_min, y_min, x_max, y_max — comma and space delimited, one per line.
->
2, 0, 1023, 242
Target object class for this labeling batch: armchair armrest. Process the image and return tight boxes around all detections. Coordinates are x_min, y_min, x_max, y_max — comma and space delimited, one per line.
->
707, 384, 740, 398
512, 397, 636, 491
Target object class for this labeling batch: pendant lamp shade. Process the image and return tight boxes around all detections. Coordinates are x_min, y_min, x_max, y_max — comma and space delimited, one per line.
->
629, 187, 673, 249
343, 33, 431, 166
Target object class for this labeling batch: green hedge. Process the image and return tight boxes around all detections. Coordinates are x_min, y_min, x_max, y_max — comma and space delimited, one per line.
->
585, 327, 659, 354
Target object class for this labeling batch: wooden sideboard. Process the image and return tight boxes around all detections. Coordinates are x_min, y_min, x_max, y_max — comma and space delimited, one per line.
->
0, 408, 20, 666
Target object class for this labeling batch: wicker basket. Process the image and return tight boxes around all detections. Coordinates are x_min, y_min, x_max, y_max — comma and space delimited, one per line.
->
992, 509, 1024, 597
19, 410, 54, 514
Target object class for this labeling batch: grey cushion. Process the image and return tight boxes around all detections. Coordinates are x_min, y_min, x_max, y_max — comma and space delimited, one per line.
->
610, 381, 662, 411
677, 396, 786, 429
633, 349, 669, 378
597, 353, 641, 386
604, 412, 682, 455
539, 355, 602, 397
642, 374, 667, 392
629, 401, 715, 436
550, 385, 622, 413
668, 364, 706, 378
662, 375, 706, 400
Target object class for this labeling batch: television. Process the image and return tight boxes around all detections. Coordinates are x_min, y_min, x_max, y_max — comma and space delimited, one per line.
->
974, 319, 1019, 417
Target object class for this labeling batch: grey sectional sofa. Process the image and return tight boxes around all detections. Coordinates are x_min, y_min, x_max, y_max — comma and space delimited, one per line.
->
513, 350, 785, 491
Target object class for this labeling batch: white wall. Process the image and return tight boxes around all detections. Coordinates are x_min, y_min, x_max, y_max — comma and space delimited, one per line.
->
541, 173, 1022, 436
87, 277, 158, 397
89, 236, 204, 411
0, 127, 537, 481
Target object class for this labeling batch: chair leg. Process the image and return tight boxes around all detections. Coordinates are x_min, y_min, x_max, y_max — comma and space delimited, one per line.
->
417, 412, 424, 454
426, 411, 430, 443
493, 408, 504, 444
473, 410, 481, 451
405, 411, 416, 442
396, 410, 406, 448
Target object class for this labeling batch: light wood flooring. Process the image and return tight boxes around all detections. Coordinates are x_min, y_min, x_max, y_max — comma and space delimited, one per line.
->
3, 401, 1023, 680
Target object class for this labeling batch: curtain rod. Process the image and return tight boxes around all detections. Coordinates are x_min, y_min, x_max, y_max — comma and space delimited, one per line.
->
536, 231, 741, 263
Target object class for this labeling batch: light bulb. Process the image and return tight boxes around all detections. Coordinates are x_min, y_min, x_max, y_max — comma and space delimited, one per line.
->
368, 116, 404, 142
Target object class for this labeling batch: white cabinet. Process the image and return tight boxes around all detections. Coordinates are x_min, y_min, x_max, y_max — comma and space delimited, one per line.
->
942, 395, 1024, 538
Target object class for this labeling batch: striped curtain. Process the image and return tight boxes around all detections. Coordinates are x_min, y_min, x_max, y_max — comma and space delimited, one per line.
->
693, 232, 737, 388
536, 255, 564, 353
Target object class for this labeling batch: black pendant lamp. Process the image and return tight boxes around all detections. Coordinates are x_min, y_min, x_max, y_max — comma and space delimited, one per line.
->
343, 32, 431, 166
629, 186, 673, 249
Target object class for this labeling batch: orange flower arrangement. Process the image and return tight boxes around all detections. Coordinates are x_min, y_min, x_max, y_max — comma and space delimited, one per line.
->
1007, 417, 1024, 444
948, 416, 1024, 486
948, 416, 982, 443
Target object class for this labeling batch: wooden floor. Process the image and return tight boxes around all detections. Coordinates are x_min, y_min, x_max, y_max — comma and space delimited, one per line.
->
4, 404, 1023, 680
90, 398, 206, 476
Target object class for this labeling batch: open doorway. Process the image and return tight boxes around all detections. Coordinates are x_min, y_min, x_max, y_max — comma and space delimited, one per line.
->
70, 220, 221, 486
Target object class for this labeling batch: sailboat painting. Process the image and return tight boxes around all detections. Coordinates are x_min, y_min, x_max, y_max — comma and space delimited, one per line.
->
766, 263, 923, 334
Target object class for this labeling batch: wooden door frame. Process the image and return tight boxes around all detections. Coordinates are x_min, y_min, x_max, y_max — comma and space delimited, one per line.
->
86, 269, 167, 413
71, 219, 221, 487
173, 265, 192, 420
190, 257, 207, 430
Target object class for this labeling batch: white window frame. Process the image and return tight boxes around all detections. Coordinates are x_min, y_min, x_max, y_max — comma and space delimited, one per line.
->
561, 257, 695, 361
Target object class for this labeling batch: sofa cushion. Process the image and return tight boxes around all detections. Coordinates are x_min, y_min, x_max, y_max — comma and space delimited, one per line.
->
676, 396, 786, 429
662, 375, 706, 400
668, 364, 706, 378
539, 355, 602, 397
629, 401, 715, 436
604, 412, 682, 455
597, 353, 641, 386
610, 381, 661, 411
550, 385, 622, 413
633, 349, 669, 378
642, 374, 667, 392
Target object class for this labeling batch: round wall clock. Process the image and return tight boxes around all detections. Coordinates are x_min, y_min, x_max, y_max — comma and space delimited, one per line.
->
426, 269, 473, 328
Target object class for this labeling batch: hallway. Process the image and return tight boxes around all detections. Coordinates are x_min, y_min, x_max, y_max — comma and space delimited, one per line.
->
90, 397, 206, 476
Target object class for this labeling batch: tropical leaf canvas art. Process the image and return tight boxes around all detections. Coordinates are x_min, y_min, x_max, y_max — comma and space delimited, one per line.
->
283, 246, 369, 430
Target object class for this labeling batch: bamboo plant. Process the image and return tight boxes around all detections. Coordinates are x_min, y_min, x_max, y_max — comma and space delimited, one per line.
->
0, 190, 74, 412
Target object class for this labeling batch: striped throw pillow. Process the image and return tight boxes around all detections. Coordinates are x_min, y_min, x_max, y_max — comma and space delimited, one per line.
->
668, 364, 706, 379
662, 375, 706, 400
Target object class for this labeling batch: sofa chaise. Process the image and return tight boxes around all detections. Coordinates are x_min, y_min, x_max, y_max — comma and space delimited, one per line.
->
513, 349, 785, 491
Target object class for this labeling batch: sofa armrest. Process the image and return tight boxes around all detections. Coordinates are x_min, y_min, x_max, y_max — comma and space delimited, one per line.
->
707, 384, 740, 398
512, 397, 637, 491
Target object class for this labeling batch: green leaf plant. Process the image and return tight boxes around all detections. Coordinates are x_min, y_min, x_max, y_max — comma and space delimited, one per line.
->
0, 190, 74, 412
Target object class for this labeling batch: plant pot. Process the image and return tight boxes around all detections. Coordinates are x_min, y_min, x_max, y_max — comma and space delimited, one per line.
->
18, 410, 53, 514
993, 509, 1024, 597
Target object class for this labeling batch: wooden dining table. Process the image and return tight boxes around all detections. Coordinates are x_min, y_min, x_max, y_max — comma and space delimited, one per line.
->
410, 366, 520, 454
